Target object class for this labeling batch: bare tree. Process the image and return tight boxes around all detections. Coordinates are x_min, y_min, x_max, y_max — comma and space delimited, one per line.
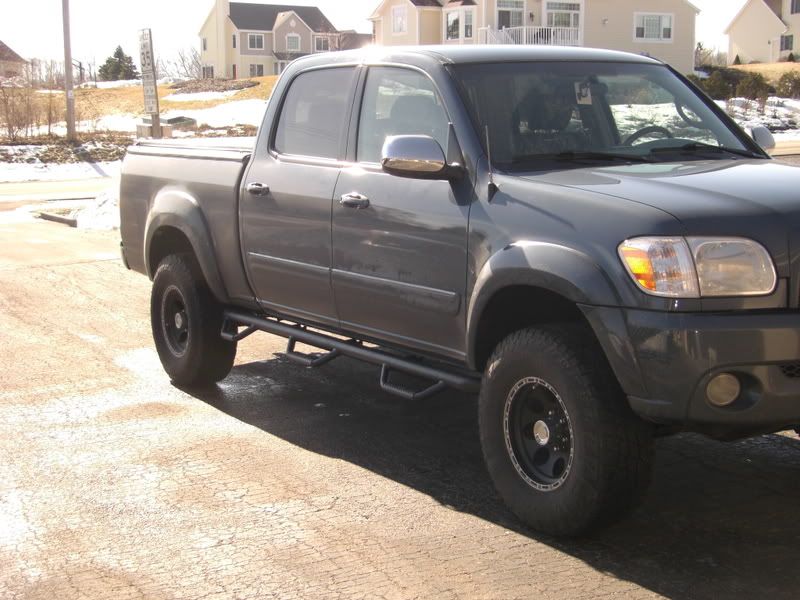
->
173, 48, 201, 80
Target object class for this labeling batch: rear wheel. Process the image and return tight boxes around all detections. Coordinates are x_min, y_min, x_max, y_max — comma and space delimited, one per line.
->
151, 254, 236, 386
479, 326, 653, 536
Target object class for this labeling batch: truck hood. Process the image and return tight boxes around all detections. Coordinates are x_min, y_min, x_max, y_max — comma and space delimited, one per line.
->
521, 159, 800, 277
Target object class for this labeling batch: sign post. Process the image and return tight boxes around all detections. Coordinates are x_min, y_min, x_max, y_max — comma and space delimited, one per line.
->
139, 29, 161, 138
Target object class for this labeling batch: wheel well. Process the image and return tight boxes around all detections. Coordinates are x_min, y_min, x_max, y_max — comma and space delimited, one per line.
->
473, 286, 596, 371
148, 226, 195, 278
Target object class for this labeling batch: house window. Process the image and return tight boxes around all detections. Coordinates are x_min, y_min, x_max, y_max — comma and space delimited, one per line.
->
287, 34, 301, 52
782, 35, 795, 52
248, 33, 264, 50
445, 9, 475, 41
202, 38, 207, 51
546, 2, 580, 28
202, 65, 214, 78
446, 12, 460, 40
498, 0, 524, 28
250, 64, 264, 77
634, 14, 673, 42
793, 0, 800, 14
233, 34, 237, 49
315, 36, 330, 52
392, 5, 408, 34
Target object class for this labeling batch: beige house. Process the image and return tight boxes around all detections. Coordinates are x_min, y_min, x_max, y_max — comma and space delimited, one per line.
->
0, 40, 27, 78
369, 0, 699, 74
725, 0, 800, 64
199, 1, 371, 79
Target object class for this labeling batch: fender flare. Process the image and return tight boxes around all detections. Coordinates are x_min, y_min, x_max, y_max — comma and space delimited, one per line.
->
144, 189, 230, 304
466, 241, 621, 369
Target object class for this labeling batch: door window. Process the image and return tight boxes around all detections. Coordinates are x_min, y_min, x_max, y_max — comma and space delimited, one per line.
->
357, 67, 449, 164
274, 67, 357, 160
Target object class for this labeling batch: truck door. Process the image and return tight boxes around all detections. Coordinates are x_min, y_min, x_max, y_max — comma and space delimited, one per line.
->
240, 66, 358, 328
332, 66, 471, 361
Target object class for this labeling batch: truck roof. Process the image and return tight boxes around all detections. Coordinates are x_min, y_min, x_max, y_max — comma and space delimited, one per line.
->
295, 45, 663, 68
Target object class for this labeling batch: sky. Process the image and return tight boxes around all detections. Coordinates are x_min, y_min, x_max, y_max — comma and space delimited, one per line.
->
0, 0, 747, 66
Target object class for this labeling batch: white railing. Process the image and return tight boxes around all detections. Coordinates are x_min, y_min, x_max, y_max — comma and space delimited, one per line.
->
478, 26, 581, 47
478, 27, 514, 45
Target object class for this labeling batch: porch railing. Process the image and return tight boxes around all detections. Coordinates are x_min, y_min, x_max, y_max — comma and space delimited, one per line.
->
477, 26, 581, 47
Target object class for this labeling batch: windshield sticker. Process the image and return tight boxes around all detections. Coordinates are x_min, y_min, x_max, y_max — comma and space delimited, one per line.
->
575, 82, 593, 105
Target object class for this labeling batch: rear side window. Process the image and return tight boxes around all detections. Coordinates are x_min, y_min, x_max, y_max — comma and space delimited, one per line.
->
274, 67, 356, 160
357, 67, 449, 164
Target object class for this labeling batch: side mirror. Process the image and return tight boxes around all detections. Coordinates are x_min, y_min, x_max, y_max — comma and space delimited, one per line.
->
750, 125, 775, 151
381, 135, 463, 180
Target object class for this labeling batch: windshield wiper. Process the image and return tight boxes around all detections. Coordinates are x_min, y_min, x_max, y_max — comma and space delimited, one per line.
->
648, 142, 764, 159
511, 151, 653, 165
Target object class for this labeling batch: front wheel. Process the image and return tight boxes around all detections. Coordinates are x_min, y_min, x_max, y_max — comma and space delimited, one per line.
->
479, 326, 653, 536
151, 254, 237, 386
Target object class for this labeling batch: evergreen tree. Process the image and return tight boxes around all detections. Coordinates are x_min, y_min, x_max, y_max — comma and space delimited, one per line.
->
98, 46, 140, 81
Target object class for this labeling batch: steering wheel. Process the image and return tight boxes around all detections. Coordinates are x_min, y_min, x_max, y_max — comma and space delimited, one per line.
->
623, 125, 674, 146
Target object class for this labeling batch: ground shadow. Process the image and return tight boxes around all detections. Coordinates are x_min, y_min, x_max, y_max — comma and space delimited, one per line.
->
189, 355, 800, 599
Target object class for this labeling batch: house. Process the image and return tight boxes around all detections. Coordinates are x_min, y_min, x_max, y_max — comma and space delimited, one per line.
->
369, 1, 699, 74
0, 40, 27, 78
199, 1, 371, 79
725, 0, 799, 64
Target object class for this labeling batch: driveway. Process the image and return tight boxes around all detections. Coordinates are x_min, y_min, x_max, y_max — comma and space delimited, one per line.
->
1, 204, 799, 599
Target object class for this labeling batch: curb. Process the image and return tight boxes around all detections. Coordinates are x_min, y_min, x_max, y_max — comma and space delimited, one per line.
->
37, 212, 77, 227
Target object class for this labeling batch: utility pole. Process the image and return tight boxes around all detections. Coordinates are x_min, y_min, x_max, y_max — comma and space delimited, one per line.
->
62, 0, 76, 141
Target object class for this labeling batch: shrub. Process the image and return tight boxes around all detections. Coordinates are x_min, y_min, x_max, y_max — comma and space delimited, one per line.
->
776, 71, 800, 98
736, 72, 772, 100
788, 52, 796, 63
733, 55, 742, 65
702, 71, 734, 99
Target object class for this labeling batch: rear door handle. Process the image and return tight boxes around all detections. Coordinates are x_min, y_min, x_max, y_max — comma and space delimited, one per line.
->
246, 182, 270, 196
340, 193, 370, 209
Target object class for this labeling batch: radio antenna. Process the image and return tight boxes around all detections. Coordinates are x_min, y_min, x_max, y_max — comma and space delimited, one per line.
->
485, 126, 498, 200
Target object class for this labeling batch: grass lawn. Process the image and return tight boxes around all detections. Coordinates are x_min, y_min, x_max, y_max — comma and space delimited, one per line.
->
730, 62, 800, 84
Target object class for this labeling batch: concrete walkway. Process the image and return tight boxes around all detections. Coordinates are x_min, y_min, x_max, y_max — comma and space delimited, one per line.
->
0, 178, 115, 203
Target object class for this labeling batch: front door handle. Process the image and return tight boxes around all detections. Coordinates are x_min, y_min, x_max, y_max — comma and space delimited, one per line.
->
246, 182, 270, 196
340, 193, 370, 209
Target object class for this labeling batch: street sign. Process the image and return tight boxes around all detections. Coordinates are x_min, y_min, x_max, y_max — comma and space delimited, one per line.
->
138, 28, 161, 137
142, 71, 158, 114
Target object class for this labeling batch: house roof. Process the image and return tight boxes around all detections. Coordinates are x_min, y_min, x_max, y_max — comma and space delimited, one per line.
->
0, 40, 27, 64
724, 0, 786, 35
369, 0, 443, 20
228, 3, 337, 33
445, 0, 477, 6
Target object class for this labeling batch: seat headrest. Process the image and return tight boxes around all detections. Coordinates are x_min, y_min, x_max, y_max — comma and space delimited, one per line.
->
519, 84, 576, 132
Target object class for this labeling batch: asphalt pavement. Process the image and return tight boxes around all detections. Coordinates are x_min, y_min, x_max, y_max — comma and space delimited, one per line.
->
0, 203, 799, 600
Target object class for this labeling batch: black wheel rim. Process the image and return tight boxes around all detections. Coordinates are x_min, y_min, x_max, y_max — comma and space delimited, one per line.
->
161, 285, 189, 357
503, 377, 574, 492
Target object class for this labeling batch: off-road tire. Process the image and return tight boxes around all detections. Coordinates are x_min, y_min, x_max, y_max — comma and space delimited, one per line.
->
479, 325, 653, 536
151, 254, 236, 386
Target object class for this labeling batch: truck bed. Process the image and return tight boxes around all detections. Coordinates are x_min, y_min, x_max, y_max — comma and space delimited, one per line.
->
120, 137, 256, 307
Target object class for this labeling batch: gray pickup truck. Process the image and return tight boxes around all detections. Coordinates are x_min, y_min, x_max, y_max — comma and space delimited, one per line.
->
120, 46, 800, 536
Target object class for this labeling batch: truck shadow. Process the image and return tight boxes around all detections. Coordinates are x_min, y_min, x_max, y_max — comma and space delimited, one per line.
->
189, 356, 800, 599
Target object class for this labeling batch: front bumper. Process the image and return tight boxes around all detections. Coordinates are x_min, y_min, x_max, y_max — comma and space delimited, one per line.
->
583, 306, 800, 435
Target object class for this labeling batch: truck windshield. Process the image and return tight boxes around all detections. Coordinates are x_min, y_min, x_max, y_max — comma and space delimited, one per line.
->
451, 61, 762, 170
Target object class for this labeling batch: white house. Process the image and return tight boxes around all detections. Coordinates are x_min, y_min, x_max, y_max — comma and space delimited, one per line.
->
725, 0, 800, 64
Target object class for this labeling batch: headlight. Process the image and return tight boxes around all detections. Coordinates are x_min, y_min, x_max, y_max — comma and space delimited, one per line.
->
618, 237, 776, 298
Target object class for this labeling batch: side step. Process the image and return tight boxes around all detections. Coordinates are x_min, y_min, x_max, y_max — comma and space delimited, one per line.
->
221, 309, 481, 398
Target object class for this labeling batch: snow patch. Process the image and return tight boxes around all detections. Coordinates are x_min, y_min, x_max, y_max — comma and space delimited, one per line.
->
0, 161, 120, 184
73, 184, 121, 230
